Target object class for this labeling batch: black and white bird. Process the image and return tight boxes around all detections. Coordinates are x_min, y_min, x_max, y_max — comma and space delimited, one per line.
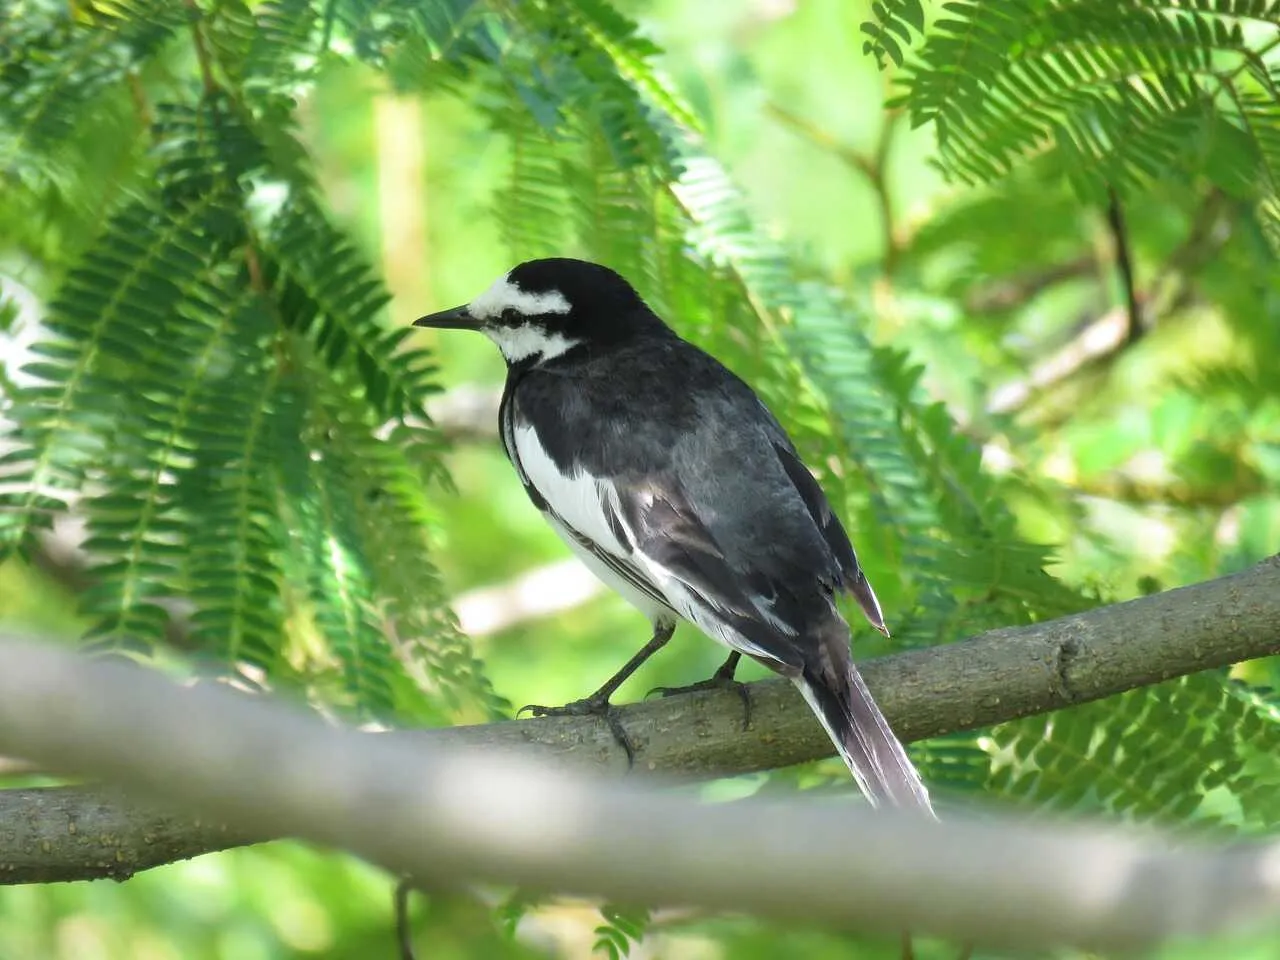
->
415, 258, 931, 811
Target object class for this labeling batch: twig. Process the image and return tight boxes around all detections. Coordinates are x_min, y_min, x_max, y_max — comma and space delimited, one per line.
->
765, 102, 903, 274
987, 305, 1131, 416
395, 878, 418, 960
1147, 189, 1229, 307
873, 110, 903, 276
1105, 185, 1142, 346
185, 1, 219, 95
964, 256, 1097, 314
986, 189, 1233, 419
766, 102, 878, 180
125, 70, 152, 131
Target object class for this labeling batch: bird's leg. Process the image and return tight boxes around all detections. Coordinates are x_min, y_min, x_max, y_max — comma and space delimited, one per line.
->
647, 651, 752, 731
519, 622, 675, 766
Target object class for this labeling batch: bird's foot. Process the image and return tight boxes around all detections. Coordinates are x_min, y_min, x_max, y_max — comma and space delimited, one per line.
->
647, 663, 752, 731
518, 695, 637, 767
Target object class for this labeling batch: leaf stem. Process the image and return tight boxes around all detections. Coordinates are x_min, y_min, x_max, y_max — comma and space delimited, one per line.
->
185, 0, 218, 95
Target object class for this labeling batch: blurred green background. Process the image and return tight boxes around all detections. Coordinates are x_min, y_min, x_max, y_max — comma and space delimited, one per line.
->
2, 0, 1279, 957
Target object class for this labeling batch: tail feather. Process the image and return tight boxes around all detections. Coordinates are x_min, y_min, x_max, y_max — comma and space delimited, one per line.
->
795, 664, 934, 814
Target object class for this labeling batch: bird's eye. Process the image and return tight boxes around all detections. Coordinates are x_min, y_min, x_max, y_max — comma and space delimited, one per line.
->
501, 307, 519, 323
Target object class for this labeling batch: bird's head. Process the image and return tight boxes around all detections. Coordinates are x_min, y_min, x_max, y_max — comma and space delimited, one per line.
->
413, 258, 660, 364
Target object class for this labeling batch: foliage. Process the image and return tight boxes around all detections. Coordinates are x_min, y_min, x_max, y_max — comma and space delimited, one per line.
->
0, 0, 1277, 957
0, 0, 499, 723
946, 672, 1280, 829
592, 903, 652, 960
864, 0, 1280, 243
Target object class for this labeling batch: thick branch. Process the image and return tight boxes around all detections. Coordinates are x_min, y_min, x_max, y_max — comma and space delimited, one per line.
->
0, 787, 259, 884
1, 557, 1278, 887
0, 560, 1279, 951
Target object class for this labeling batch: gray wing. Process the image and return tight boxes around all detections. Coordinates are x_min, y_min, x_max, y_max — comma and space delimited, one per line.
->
613, 476, 808, 669
768, 434, 887, 634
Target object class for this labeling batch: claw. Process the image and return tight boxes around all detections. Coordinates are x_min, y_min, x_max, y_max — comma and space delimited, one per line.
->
516, 696, 636, 767
646, 675, 752, 732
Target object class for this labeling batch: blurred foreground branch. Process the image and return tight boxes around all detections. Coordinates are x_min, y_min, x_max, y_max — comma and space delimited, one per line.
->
0, 558, 1279, 950
0, 556, 1277, 905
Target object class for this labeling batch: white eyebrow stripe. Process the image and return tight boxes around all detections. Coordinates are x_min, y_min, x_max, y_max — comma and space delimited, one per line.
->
468, 275, 570, 320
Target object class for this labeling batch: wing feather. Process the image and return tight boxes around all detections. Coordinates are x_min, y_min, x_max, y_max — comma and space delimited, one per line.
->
613, 481, 802, 667
771, 439, 887, 634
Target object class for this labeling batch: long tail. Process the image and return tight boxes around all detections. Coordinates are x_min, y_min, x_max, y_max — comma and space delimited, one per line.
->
794, 661, 934, 814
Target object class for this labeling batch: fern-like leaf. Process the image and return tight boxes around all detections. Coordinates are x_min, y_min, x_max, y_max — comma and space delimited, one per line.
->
263, 198, 436, 419
79, 278, 260, 649
986, 672, 1280, 832
491, 107, 573, 261
181, 296, 289, 672
593, 903, 652, 960
889, 0, 1280, 222
860, 0, 927, 68
0, 0, 181, 170
0, 194, 228, 563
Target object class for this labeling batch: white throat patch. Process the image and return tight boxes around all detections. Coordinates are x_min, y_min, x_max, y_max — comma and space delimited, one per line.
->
468, 275, 570, 321
467, 273, 577, 363
486, 325, 580, 363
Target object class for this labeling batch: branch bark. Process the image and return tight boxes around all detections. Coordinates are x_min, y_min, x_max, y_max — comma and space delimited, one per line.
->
0, 560, 1279, 951
0, 787, 259, 884
0, 555, 1278, 893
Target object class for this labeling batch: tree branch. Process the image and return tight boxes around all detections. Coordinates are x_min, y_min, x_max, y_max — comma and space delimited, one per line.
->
0, 560, 1279, 950
0, 786, 259, 884
424, 384, 500, 442
986, 304, 1135, 415
0, 556, 1278, 892
985, 189, 1232, 419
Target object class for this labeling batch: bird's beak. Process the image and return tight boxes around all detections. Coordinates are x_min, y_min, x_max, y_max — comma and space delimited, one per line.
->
412, 305, 477, 330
